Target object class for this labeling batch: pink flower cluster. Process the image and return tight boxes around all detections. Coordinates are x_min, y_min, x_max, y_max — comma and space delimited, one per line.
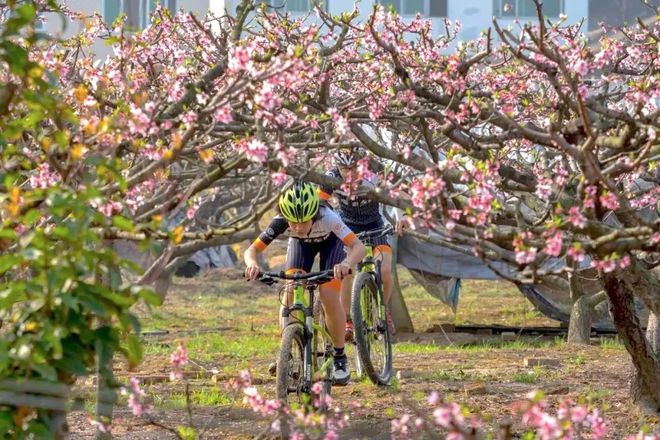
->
391, 391, 477, 439
542, 230, 564, 257
28, 163, 60, 189
518, 392, 608, 440
327, 107, 350, 137
235, 138, 269, 163
513, 231, 538, 265
233, 370, 346, 439
121, 377, 152, 417
567, 207, 587, 229
590, 254, 631, 273
169, 343, 188, 381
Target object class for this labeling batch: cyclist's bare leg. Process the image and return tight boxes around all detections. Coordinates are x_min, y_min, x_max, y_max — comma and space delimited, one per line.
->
374, 246, 393, 305
319, 280, 345, 350
340, 273, 354, 321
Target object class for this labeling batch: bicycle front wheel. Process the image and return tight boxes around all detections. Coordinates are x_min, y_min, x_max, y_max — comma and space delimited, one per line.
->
351, 271, 392, 385
276, 324, 306, 405
312, 298, 332, 412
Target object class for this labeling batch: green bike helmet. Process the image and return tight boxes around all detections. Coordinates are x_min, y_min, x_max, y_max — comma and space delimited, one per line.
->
278, 181, 320, 223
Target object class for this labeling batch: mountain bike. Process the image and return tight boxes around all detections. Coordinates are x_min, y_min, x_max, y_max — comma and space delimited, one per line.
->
351, 225, 393, 385
258, 270, 336, 411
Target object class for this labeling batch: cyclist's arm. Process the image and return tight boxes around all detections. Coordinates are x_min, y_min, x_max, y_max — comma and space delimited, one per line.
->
324, 210, 365, 267
244, 216, 287, 279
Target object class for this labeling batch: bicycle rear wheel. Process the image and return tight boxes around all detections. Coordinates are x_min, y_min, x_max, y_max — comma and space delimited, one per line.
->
351, 271, 392, 385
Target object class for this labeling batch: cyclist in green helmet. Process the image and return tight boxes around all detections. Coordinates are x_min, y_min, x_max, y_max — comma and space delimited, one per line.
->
244, 181, 366, 385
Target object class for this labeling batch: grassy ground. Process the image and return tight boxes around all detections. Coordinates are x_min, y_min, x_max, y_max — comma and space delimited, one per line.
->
66, 267, 659, 439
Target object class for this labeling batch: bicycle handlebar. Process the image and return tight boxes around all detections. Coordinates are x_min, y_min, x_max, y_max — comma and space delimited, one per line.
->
355, 224, 394, 240
256, 269, 351, 286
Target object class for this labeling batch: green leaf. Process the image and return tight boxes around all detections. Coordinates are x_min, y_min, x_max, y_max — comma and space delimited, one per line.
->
32, 362, 58, 382
136, 288, 163, 306
23, 208, 42, 226
178, 425, 197, 440
112, 215, 135, 232
0, 229, 17, 240
119, 313, 142, 334
0, 255, 19, 276
104, 292, 136, 308
0, 288, 27, 309
125, 334, 143, 369
16, 3, 37, 22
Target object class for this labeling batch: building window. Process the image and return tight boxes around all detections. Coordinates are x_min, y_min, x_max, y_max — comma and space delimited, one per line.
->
493, 0, 564, 18
378, 0, 448, 17
103, 0, 177, 28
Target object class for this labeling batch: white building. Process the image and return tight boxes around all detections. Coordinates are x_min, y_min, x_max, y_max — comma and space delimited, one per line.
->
40, 1, 656, 58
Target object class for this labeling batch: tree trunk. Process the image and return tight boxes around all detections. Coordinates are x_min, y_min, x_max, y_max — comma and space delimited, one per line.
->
603, 270, 660, 413
567, 292, 606, 344
616, 258, 660, 316
567, 270, 607, 345
646, 312, 659, 357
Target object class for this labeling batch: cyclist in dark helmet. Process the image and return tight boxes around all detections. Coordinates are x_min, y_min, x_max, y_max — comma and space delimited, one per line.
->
320, 149, 408, 340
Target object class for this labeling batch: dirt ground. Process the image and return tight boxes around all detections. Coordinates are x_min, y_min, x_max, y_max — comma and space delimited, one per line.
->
65, 268, 660, 439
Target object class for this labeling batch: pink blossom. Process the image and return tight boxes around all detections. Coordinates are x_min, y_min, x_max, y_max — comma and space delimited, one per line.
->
591, 258, 618, 273
186, 206, 198, 220
578, 84, 589, 98
228, 44, 253, 72
599, 191, 619, 210
122, 377, 151, 417
570, 405, 588, 423
567, 245, 586, 262
516, 248, 538, 264
433, 406, 453, 428
571, 59, 590, 76
584, 185, 598, 209
214, 105, 233, 123
170, 343, 188, 381
98, 201, 123, 217
29, 163, 60, 189
327, 107, 350, 136
567, 207, 587, 228
181, 110, 198, 126
236, 138, 269, 163
586, 409, 608, 438
255, 82, 281, 111
543, 231, 563, 257
271, 172, 288, 186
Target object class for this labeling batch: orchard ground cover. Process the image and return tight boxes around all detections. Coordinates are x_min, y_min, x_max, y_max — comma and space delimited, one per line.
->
64, 268, 658, 439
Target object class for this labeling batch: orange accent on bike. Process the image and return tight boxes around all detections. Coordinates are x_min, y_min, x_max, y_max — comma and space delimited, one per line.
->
285, 268, 305, 275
